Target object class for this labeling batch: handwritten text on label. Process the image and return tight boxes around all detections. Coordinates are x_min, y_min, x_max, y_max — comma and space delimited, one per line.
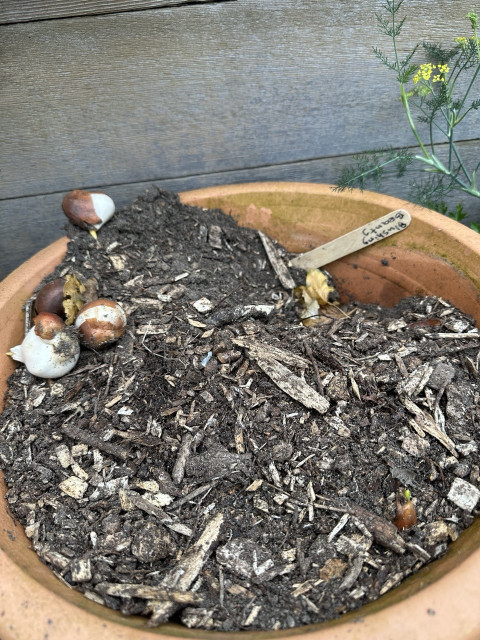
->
362, 211, 409, 246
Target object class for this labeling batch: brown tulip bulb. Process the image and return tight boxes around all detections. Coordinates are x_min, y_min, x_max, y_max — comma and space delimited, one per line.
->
74, 299, 127, 349
35, 278, 66, 318
33, 312, 66, 340
62, 189, 115, 231
393, 489, 417, 531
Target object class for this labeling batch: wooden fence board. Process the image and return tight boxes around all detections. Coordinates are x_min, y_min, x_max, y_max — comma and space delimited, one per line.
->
1, 0, 478, 201
0, 0, 232, 25
2, 140, 479, 280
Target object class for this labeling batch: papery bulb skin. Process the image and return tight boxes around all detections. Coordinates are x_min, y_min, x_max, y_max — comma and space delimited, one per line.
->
62, 190, 115, 231
75, 298, 127, 348
35, 279, 66, 318
9, 314, 80, 379
9, 344, 25, 364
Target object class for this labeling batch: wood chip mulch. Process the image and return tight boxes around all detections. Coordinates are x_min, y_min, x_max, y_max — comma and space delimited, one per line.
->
1, 189, 479, 631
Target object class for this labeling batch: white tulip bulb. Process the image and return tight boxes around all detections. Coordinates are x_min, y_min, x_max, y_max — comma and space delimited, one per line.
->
9, 313, 80, 379
62, 189, 115, 232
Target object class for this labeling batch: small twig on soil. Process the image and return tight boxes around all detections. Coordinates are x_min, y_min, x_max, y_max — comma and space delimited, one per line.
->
405, 542, 431, 562
172, 433, 194, 484
425, 332, 480, 340
119, 488, 192, 537
255, 356, 329, 414
235, 409, 246, 453
169, 481, 219, 510
140, 321, 163, 357
314, 502, 349, 514
219, 567, 225, 608
340, 556, 364, 591
96, 582, 203, 605
233, 337, 310, 369
257, 230, 296, 290
314, 501, 406, 554
61, 423, 128, 461
103, 362, 115, 398
109, 428, 162, 447
206, 304, 275, 327
303, 339, 324, 395
63, 363, 109, 379
147, 512, 225, 626
394, 354, 409, 378
348, 504, 406, 555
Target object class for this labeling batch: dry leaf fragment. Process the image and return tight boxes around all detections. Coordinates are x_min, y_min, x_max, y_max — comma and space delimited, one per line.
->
63, 274, 86, 325
295, 269, 339, 325
400, 396, 457, 457
299, 269, 339, 306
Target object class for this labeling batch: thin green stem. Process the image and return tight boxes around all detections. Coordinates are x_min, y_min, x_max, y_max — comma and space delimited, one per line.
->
341, 156, 405, 188
447, 53, 463, 99
415, 153, 479, 197
453, 104, 476, 125
390, 3, 431, 159
450, 141, 472, 183
414, 101, 448, 136
429, 113, 435, 154
448, 129, 453, 171
456, 62, 480, 117
449, 57, 471, 96
400, 86, 431, 157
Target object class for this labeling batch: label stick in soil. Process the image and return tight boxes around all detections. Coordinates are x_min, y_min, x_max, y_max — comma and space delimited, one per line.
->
289, 209, 411, 270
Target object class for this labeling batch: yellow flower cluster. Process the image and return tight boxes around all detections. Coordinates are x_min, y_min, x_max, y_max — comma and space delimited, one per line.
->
413, 63, 433, 83
413, 63, 449, 84
455, 35, 480, 49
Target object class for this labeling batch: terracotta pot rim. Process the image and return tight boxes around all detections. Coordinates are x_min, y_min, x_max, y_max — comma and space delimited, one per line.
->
182, 180, 480, 251
1, 182, 479, 640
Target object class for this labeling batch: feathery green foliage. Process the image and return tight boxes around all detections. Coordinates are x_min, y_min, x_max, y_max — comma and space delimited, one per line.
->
335, 2, 480, 231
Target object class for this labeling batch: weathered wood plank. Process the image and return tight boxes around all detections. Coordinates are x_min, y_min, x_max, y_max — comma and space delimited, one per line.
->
2, 140, 479, 280
0, 0, 232, 25
1, 0, 478, 201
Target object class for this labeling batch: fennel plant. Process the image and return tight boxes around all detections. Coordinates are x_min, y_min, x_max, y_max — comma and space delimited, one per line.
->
335, 1, 480, 231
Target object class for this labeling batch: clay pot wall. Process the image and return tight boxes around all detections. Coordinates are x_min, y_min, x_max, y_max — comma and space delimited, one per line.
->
1, 183, 479, 640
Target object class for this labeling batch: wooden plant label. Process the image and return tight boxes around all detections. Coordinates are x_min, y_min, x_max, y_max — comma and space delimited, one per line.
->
290, 209, 411, 270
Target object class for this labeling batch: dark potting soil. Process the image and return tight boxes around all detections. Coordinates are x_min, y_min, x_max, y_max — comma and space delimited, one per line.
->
1, 189, 480, 631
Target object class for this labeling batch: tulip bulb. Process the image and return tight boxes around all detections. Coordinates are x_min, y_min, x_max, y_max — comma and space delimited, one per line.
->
393, 488, 417, 531
62, 189, 115, 233
75, 299, 127, 348
35, 278, 66, 318
9, 313, 80, 379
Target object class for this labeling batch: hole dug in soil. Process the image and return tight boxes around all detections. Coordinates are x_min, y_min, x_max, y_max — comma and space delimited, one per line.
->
1, 189, 479, 631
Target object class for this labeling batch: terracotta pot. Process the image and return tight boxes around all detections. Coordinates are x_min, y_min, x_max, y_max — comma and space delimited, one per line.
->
1, 182, 479, 640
